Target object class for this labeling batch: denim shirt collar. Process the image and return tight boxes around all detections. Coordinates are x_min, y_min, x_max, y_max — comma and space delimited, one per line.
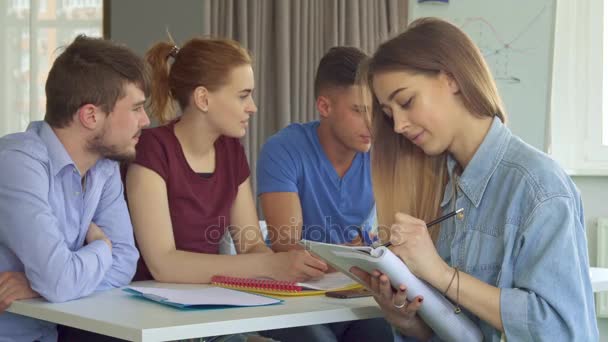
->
441, 116, 511, 208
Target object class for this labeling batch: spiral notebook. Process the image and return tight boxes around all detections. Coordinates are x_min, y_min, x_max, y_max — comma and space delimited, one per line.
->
211, 272, 362, 297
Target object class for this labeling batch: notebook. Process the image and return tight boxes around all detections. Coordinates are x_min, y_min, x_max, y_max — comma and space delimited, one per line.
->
300, 239, 483, 342
124, 286, 282, 309
211, 272, 362, 296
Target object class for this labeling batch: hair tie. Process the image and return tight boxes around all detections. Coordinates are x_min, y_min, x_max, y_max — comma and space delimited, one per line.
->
168, 45, 180, 59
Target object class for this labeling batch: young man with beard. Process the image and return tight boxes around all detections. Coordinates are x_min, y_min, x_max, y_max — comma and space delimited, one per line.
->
0, 35, 148, 342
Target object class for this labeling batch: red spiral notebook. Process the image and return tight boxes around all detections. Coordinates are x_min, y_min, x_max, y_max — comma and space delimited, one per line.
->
211, 273, 361, 297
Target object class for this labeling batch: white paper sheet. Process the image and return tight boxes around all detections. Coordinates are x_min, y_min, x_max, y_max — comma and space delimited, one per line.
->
297, 272, 358, 290
127, 286, 281, 306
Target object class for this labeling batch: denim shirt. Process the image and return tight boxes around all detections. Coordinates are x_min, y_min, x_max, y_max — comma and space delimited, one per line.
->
0, 121, 139, 342
431, 117, 598, 341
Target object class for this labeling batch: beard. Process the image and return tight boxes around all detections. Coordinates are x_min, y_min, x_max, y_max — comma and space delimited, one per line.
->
87, 126, 136, 162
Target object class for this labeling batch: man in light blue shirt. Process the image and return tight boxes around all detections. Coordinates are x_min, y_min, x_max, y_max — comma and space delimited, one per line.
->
0, 35, 149, 341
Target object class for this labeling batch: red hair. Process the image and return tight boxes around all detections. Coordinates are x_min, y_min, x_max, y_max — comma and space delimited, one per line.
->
146, 38, 251, 123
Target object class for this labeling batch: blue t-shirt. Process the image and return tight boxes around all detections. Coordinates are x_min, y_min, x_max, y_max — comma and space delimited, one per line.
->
257, 121, 376, 244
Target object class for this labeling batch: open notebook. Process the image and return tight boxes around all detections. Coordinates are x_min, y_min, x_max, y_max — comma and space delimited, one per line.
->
211, 272, 362, 296
300, 239, 483, 341
124, 286, 282, 309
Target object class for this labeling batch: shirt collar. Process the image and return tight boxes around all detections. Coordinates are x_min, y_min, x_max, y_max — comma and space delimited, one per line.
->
440, 116, 511, 208
28, 121, 115, 178
28, 121, 75, 176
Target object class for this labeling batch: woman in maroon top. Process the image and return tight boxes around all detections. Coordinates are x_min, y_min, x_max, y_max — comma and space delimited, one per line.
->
125, 38, 328, 284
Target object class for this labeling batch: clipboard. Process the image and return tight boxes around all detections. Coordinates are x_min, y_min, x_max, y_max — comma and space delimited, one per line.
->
299, 239, 482, 342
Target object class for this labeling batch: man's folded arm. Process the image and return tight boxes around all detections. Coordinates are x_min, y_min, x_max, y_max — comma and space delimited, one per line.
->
0, 151, 112, 302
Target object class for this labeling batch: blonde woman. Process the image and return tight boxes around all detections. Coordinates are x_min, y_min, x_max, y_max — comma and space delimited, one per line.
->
352, 18, 598, 341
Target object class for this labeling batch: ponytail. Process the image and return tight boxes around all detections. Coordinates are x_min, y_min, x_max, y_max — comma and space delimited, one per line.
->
145, 42, 178, 124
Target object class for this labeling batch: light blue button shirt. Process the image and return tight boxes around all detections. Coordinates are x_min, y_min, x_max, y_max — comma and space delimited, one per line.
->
0, 121, 139, 342
396, 117, 598, 341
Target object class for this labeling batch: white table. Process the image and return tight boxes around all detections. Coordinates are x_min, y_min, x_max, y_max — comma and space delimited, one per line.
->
591, 267, 608, 292
9, 269, 607, 341
7, 281, 383, 342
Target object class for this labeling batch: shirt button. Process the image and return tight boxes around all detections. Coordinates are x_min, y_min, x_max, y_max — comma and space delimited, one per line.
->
457, 211, 465, 220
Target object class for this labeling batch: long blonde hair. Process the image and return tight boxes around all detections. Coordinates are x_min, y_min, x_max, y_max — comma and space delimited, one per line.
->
364, 17, 506, 242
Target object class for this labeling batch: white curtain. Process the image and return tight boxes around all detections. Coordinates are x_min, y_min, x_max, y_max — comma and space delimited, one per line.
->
199, 0, 408, 196
0, 0, 103, 137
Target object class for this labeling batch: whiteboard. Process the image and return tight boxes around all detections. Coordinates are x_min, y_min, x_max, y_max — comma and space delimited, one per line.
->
409, 0, 556, 151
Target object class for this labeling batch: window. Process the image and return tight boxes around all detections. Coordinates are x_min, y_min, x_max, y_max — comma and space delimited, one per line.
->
0, 0, 103, 137
549, 0, 608, 175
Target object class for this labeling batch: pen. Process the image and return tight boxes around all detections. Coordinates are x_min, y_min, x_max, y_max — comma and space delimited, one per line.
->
356, 226, 366, 245
379, 208, 464, 248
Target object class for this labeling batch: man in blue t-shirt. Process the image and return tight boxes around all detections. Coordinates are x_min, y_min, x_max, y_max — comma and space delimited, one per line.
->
257, 47, 393, 342
258, 47, 376, 248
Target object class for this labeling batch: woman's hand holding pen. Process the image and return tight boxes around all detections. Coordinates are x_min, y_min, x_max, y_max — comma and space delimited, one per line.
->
390, 213, 449, 282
